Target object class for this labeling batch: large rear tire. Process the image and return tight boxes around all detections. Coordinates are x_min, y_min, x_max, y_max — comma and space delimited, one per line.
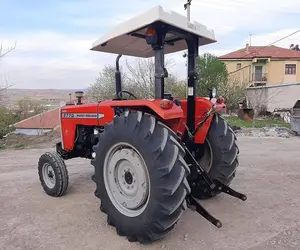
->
91, 110, 190, 244
191, 113, 239, 200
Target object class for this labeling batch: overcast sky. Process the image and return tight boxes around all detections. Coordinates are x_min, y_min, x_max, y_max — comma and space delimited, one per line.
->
1, 0, 300, 89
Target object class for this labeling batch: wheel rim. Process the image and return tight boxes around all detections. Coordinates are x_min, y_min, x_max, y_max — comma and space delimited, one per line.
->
103, 142, 150, 217
198, 139, 213, 173
42, 163, 56, 188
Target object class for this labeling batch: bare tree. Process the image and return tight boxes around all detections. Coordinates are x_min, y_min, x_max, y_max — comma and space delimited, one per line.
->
218, 75, 249, 112
88, 54, 249, 104
87, 57, 185, 100
87, 65, 129, 102
124, 57, 182, 99
0, 42, 16, 105
0, 43, 16, 60
125, 58, 156, 98
246, 85, 283, 125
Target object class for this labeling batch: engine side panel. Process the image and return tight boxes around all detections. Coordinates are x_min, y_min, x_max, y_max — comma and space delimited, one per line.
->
60, 103, 115, 151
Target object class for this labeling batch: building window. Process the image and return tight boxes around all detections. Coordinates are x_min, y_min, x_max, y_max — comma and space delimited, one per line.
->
285, 64, 296, 75
237, 63, 241, 69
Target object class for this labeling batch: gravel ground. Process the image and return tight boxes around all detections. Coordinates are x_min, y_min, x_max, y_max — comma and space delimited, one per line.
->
0, 136, 300, 250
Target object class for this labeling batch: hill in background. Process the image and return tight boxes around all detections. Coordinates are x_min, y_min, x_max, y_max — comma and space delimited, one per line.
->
1, 88, 87, 109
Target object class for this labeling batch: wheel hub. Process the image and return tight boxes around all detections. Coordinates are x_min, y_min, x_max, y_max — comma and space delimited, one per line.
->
198, 139, 213, 173
42, 163, 56, 188
48, 171, 54, 179
103, 143, 150, 217
124, 171, 133, 185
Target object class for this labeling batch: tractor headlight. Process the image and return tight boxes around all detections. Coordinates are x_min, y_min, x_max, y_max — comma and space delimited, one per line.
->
211, 87, 217, 98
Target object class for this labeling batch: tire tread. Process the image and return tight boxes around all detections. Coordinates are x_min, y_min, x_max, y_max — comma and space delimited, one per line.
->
192, 113, 239, 200
38, 151, 69, 197
91, 110, 190, 244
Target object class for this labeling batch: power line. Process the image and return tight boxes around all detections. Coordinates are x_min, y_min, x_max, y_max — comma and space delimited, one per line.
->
225, 29, 300, 75
227, 29, 300, 65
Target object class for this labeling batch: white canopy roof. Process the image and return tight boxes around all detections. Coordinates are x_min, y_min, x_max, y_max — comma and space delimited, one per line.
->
90, 5, 216, 58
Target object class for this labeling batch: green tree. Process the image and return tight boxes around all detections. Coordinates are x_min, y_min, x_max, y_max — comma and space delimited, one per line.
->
15, 98, 45, 120
193, 53, 247, 111
0, 107, 18, 138
195, 53, 228, 97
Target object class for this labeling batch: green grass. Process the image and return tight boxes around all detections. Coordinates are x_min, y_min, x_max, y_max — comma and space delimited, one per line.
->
14, 143, 25, 149
225, 116, 291, 129
0, 145, 5, 150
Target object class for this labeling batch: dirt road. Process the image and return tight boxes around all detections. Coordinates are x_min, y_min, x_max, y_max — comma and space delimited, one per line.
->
1, 136, 300, 250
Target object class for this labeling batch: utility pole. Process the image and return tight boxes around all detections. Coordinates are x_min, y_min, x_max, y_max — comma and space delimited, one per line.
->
249, 32, 252, 46
183, 0, 192, 59
184, 0, 192, 98
184, 0, 192, 21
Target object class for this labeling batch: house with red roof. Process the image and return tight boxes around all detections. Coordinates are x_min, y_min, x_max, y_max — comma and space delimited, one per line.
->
218, 44, 300, 86
13, 108, 60, 135
11, 92, 88, 136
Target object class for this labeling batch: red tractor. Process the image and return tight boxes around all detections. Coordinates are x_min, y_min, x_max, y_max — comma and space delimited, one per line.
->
38, 2, 246, 244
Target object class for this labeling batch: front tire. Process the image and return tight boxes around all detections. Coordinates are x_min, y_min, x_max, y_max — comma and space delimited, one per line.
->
192, 113, 239, 199
91, 111, 191, 244
38, 151, 69, 197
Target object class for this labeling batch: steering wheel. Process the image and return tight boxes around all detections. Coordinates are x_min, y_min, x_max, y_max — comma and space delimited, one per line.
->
117, 90, 137, 100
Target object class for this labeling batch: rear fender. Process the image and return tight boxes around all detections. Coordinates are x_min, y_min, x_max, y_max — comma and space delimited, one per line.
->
194, 98, 215, 144
177, 97, 215, 144
99, 99, 184, 131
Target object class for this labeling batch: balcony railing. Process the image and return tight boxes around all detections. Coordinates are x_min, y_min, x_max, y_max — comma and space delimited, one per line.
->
252, 73, 268, 84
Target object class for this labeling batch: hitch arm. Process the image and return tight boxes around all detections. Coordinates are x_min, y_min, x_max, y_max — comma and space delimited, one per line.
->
184, 147, 216, 189
186, 183, 247, 228
186, 182, 247, 228
186, 195, 222, 228
214, 180, 247, 201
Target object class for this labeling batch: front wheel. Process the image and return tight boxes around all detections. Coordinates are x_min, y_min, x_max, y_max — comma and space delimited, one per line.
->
192, 113, 239, 199
38, 151, 69, 197
91, 111, 191, 244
